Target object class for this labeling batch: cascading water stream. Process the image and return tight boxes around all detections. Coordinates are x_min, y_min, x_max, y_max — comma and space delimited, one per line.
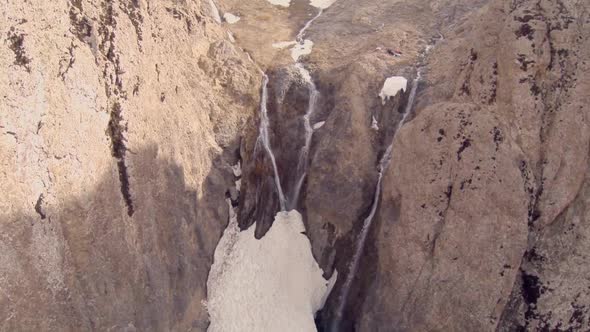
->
331, 74, 421, 332
286, 9, 325, 209
289, 63, 320, 209
297, 9, 324, 42
256, 74, 287, 211
257, 8, 325, 210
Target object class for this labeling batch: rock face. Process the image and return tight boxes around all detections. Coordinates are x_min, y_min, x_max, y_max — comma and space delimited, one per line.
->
225, 0, 589, 331
0, 0, 259, 330
359, 0, 590, 331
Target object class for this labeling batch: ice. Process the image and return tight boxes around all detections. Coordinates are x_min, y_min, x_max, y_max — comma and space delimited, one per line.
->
207, 209, 336, 332
227, 31, 235, 42
208, 0, 222, 23
266, 0, 291, 7
310, 0, 337, 9
313, 121, 325, 130
272, 41, 298, 49
223, 13, 241, 24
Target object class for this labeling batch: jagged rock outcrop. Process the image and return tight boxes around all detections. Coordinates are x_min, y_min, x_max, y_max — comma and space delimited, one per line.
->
0, 0, 259, 330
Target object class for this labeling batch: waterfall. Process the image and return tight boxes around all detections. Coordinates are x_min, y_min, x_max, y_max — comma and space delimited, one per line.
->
256, 74, 287, 211
331, 75, 420, 332
258, 8, 325, 211
289, 63, 320, 209
297, 9, 324, 42
286, 9, 325, 209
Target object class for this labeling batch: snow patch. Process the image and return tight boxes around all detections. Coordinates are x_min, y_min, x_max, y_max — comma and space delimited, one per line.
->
379, 76, 407, 105
291, 39, 314, 61
266, 0, 291, 7
227, 31, 235, 42
371, 116, 379, 131
207, 209, 336, 332
272, 40, 313, 62
272, 41, 297, 49
310, 0, 337, 9
224, 13, 240, 24
208, 0, 222, 23
313, 121, 325, 130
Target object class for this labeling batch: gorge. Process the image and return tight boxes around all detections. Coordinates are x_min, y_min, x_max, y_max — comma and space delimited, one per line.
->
1, 0, 589, 331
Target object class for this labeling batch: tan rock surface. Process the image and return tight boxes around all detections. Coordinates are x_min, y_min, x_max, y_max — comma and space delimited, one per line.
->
1, 0, 259, 330
358, 0, 590, 330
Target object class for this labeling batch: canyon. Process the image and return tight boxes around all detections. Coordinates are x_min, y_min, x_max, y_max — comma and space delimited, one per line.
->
1, 0, 589, 331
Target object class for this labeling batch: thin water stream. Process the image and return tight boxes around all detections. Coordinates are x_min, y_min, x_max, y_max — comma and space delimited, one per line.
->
257, 8, 325, 211
331, 74, 421, 332
256, 74, 288, 211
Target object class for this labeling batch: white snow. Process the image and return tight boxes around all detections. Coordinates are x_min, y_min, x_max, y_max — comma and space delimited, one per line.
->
379, 76, 408, 105
227, 31, 235, 42
206, 209, 336, 332
266, 0, 291, 7
272, 41, 297, 49
310, 0, 337, 9
371, 116, 379, 130
208, 0, 222, 23
291, 39, 314, 61
224, 13, 241, 24
313, 121, 325, 130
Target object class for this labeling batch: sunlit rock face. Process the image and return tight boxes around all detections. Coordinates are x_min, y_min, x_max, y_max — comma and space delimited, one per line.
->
0, 0, 260, 330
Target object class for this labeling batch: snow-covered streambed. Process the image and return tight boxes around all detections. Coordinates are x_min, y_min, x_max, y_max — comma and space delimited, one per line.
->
206, 207, 336, 332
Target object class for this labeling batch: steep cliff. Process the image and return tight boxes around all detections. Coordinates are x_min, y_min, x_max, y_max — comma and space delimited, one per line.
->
0, 0, 259, 330
360, 0, 590, 330
2, 0, 589, 331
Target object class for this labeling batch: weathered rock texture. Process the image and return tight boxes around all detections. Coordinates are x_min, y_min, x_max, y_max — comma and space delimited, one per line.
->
359, 0, 590, 331
0, 0, 259, 330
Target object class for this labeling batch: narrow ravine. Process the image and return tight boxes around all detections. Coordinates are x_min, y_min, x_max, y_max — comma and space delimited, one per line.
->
206, 2, 337, 331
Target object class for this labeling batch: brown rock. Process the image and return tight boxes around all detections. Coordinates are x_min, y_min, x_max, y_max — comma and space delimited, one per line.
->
358, 0, 590, 330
